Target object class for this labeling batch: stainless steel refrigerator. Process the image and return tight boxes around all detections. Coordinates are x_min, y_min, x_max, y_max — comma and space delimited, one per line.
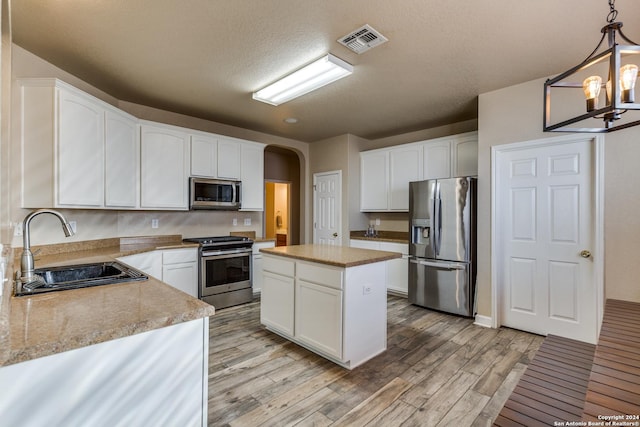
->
408, 177, 477, 317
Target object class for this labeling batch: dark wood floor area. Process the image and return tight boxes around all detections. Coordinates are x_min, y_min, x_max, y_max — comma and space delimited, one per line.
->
493, 334, 596, 426
208, 296, 544, 427
583, 299, 640, 420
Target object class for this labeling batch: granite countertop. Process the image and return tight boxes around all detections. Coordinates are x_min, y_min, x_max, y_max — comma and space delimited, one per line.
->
260, 244, 401, 268
0, 235, 214, 367
349, 230, 409, 244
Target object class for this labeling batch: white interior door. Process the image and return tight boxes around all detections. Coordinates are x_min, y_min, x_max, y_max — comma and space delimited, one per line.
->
313, 171, 341, 245
495, 135, 602, 344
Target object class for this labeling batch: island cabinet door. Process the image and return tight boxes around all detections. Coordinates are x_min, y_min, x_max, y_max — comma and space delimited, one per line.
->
261, 271, 295, 336
295, 279, 343, 359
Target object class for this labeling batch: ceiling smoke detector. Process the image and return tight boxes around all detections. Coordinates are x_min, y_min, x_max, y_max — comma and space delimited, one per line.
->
338, 24, 388, 54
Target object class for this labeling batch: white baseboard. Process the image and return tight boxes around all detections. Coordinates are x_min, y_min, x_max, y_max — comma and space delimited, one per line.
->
474, 314, 493, 328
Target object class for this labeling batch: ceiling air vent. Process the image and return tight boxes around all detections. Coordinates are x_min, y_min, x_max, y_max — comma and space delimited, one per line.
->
338, 24, 388, 54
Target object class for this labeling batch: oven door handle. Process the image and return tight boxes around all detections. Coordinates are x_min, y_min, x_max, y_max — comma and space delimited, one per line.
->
201, 247, 253, 257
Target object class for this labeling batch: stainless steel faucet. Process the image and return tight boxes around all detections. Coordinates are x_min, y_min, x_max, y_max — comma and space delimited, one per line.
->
20, 209, 75, 285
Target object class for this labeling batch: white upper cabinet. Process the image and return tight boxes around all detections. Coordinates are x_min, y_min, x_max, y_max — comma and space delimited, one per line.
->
360, 150, 389, 211
360, 131, 477, 212
190, 133, 265, 210
17, 78, 266, 213
240, 141, 266, 211
19, 79, 108, 209
140, 122, 190, 210
421, 139, 451, 180
190, 134, 218, 178
217, 138, 241, 179
389, 145, 422, 210
451, 134, 478, 177
105, 109, 139, 208
57, 87, 105, 207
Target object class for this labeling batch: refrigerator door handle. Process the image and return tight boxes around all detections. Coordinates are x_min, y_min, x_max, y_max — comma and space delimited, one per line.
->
435, 196, 442, 256
409, 258, 465, 270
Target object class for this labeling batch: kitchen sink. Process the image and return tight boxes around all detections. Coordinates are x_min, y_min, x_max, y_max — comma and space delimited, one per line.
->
15, 261, 148, 296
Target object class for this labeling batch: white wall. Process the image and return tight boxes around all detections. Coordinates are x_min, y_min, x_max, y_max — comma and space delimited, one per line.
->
477, 77, 640, 318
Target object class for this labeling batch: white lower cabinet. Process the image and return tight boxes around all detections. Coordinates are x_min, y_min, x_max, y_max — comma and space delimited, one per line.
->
261, 254, 386, 369
252, 240, 276, 293
117, 250, 162, 280
0, 318, 209, 427
261, 255, 295, 336
296, 279, 343, 359
261, 270, 295, 336
117, 247, 198, 298
349, 239, 409, 295
161, 248, 198, 298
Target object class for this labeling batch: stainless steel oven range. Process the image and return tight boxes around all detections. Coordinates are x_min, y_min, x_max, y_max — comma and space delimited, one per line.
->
183, 236, 253, 309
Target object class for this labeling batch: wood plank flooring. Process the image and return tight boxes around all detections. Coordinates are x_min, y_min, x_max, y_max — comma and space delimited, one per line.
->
208, 296, 544, 427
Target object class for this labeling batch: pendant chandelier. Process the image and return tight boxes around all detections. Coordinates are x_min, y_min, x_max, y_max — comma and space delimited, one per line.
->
544, 0, 640, 132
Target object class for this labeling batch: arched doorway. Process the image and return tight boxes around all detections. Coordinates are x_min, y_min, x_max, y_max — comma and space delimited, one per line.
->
263, 146, 301, 245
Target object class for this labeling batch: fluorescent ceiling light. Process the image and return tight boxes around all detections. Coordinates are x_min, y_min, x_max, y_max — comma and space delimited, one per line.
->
253, 54, 353, 106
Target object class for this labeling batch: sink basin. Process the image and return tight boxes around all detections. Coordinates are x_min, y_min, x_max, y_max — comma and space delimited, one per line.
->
15, 261, 148, 296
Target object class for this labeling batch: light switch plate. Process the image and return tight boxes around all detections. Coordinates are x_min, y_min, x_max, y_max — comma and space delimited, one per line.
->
244, 218, 251, 226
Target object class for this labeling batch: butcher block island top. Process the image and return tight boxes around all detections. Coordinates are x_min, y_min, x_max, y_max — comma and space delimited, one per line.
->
259, 243, 401, 268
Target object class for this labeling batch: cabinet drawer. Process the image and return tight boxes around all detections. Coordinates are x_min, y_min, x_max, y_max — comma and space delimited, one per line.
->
163, 248, 197, 264
263, 256, 295, 277
297, 261, 343, 290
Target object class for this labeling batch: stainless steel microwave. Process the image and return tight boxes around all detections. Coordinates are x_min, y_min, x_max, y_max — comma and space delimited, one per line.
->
190, 178, 241, 210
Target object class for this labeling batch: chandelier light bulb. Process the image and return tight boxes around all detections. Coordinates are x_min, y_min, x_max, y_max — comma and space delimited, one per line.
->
583, 76, 602, 111
620, 64, 638, 103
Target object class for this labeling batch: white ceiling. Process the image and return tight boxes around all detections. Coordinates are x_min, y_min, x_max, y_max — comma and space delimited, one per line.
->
11, 0, 640, 142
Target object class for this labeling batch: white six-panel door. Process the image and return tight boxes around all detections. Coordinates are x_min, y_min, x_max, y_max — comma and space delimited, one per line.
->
313, 171, 342, 245
495, 135, 600, 343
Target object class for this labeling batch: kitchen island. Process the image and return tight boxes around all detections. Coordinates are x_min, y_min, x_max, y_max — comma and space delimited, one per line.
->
259, 244, 401, 369
0, 236, 214, 427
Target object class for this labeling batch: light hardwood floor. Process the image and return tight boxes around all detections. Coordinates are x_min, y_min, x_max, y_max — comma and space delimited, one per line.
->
208, 296, 544, 427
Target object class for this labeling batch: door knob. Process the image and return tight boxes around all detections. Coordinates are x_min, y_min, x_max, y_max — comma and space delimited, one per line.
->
332, 232, 338, 237
580, 250, 591, 258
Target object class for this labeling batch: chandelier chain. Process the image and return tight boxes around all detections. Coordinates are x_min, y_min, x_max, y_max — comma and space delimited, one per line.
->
607, 0, 618, 23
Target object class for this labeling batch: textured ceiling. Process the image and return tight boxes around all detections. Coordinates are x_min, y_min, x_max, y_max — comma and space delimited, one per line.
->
11, 0, 640, 142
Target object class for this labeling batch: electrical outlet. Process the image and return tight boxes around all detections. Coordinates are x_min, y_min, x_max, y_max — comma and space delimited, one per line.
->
69, 221, 77, 233
232, 218, 238, 226
13, 222, 23, 237
244, 218, 251, 226
363, 285, 372, 295
375, 218, 381, 226
151, 218, 159, 229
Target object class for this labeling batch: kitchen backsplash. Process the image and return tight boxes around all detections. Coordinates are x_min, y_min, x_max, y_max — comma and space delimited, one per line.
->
363, 212, 409, 233
10, 209, 263, 247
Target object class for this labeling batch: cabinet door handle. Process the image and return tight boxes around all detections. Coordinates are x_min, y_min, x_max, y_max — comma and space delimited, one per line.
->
332, 232, 338, 237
